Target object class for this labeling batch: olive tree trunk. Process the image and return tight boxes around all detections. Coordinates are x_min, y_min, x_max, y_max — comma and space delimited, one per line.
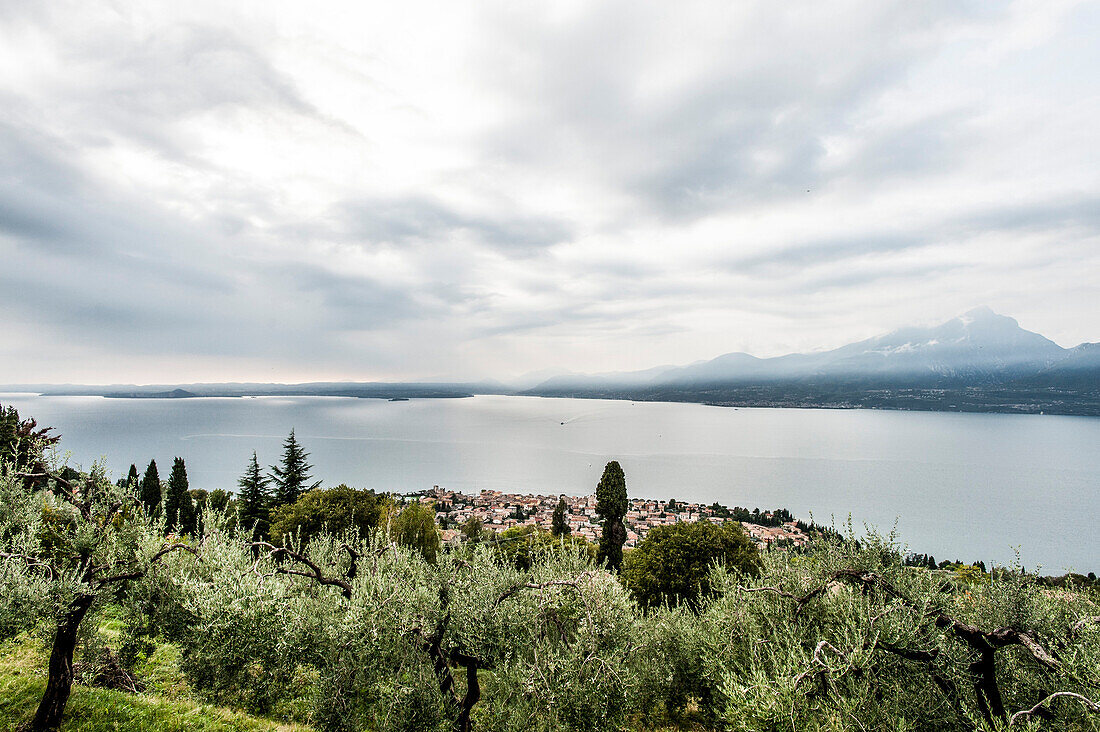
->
31, 594, 95, 731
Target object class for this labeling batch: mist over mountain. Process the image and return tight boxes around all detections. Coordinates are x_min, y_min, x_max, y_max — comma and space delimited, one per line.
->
525, 308, 1100, 415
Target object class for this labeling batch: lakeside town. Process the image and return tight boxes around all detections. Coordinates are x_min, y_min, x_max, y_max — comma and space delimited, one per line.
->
421, 486, 812, 549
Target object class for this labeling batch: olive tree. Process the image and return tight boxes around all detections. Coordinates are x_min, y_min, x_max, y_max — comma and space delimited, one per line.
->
640, 530, 1100, 730
0, 461, 198, 731
154, 519, 643, 732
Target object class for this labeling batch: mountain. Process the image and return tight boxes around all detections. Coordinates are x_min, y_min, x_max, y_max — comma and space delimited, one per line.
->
530, 307, 1074, 390
657, 307, 1068, 386
524, 308, 1100, 415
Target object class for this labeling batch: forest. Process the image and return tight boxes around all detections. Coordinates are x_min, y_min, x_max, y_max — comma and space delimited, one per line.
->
1, 404, 1099, 731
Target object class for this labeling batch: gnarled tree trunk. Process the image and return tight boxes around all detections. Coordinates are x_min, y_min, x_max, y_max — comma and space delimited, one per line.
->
31, 593, 95, 731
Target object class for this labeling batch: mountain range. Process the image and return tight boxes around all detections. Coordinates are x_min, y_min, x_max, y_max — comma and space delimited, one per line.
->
522, 307, 1100, 415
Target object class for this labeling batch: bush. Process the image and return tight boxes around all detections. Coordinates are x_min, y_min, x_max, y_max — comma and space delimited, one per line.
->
269, 484, 386, 546
621, 520, 761, 609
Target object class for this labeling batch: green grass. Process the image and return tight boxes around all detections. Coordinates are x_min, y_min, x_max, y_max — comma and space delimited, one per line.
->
0, 636, 313, 732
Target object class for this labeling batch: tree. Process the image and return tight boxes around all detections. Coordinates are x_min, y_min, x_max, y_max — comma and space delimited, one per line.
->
0, 403, 59, 489
595, 461, 628, 571
1, 445, 198, 729
163, 457, 195, 534
495, 525, 595, 570
391, 501, 442, 563
269, 429, 320, 507
268, 484, 385, 546
237, 451, 271, 539
122, 463, 140, 496
140, 459, 161, 517
551, 497, 571, 537
460, 515, 485, 543
207, 488, 232, 514
621, 521, 761, 609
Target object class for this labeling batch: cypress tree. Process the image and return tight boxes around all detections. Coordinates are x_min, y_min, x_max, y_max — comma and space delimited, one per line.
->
237, 451, 271, 539
551, 497, 570, 537
124, 464, 140, 496
140, 460, 161, 517
269, 429, 320, 507
164, 457, 195, 534
595, 460, 628, 571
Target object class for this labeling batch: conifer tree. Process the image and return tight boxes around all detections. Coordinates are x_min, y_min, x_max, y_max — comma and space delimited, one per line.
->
551, 497, 571, 537
237, 451, 271, 538
125, 463, 140, 496
140, 459, 161, 516
595, 460, 628, 570
269, 429, 320, 507
164, 457, 196, 534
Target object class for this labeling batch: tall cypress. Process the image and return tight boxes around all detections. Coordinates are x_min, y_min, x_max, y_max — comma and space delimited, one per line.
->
124, 464, 140, 496
269, 429, 320, 507
595, 461, 628, 571
164, 457, 196, 535
140, 460, 161, 517
237, 451, 271, 539
551, 497, 570, 537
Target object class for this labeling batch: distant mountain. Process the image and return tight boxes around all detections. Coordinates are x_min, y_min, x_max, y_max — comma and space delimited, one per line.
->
523, 308, 1100, 415
529, 308, 1077, 390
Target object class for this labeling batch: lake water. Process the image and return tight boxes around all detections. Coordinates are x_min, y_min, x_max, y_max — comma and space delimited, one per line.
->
2, 393, 1097, 573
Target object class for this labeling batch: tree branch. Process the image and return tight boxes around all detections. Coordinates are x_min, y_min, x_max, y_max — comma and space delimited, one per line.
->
17, 471, 91, 520
95, 543, 200, 587
251, 542, 352, 599
494, 573, 594, 606
1009, 691, 1100, 726
0, 551, 56, 579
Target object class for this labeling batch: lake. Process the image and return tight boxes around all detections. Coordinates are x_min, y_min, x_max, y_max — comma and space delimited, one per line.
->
2, 393, 1097, 573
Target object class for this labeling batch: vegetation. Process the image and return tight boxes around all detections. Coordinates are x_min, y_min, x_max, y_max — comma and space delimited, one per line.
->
269, 484, 385, 547
551, 497, 570, 537
237, 451, 272, 539
492, 525, 596, 571
270, 428, 321, 507
621, 520, 761, 610
389, 500, 442, 563
140, 460, 161, 517
2, 404, 1099, 731
595, 461, 627, 571
164, 457, 196, 536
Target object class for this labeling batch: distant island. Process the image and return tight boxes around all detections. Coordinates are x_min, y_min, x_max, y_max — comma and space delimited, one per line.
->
6, 308, 1099, 416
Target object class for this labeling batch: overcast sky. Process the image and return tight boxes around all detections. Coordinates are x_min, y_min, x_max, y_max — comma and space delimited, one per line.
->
1, 1, 1098, 384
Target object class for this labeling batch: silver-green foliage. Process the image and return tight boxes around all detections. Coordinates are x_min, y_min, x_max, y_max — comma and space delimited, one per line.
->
154, 520, 641, 732
634, 530, 1100, 731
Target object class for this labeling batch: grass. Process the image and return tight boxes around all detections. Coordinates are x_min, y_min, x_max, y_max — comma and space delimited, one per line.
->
0, 635, 314, 732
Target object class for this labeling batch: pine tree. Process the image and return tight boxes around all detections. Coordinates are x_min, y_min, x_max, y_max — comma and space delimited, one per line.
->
164, 457, 196, 534
269, 429, 320, 507
140, 459, 161, 516
237, 451, 271, 539
551, 497, 570, 537
595, 460, 628, 571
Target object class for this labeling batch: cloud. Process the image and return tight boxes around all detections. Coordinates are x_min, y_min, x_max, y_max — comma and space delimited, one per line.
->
330, 196, 573, 252
0, 0, 1098, 381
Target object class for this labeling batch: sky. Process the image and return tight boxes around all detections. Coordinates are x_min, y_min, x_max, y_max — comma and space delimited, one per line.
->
1, 0, 1098, 385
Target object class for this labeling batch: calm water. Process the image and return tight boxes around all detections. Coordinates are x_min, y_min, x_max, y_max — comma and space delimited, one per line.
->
3, 393, 1098, 573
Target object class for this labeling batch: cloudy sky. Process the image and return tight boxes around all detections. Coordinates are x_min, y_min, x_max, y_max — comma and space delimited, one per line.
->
1, 1, 1098, 384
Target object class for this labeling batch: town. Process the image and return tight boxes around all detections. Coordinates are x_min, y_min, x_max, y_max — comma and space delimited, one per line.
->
421, 486, 812, 549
